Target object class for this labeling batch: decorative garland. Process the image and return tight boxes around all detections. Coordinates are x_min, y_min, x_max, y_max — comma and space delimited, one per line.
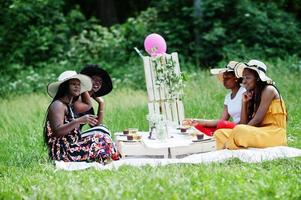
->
152, 55, 185, 100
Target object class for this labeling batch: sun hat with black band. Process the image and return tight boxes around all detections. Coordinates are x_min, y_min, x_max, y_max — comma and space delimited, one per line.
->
47, 70, 92, 98
210, 61, 240, 82
80, 64, 113, 97
234, 60, 273, 84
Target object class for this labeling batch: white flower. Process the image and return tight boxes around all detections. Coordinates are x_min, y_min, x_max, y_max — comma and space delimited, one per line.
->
152, 56, 185, 100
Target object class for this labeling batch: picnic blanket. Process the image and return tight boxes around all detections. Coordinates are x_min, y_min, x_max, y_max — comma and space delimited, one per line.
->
55, 146, 301, 171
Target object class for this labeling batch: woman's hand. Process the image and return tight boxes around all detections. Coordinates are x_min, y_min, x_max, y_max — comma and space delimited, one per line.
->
182, 118, 200, 126
77, 114, 99, 126
182, 118, 193, 126
242, 91, 253, 103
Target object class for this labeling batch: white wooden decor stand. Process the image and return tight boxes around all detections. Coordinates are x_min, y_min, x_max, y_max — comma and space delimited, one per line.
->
143, 52, 184, 125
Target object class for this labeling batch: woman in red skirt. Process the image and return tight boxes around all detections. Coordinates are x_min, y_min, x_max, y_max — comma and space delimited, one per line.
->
184, 61, 245, 136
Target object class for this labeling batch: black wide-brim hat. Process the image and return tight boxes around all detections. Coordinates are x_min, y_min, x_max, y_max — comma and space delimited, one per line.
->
80, 65, 113, 97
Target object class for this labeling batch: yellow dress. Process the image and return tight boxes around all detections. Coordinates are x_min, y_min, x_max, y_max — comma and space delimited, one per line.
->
214, 99, 287, 150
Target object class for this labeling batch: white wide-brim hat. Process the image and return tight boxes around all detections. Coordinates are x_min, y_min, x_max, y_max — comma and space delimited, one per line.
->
234, 60, 273, 84
47, 70, 92, 98
210, 61, 239, 82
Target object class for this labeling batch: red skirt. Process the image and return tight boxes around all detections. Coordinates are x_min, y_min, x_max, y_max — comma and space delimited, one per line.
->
194, 120, 236, 136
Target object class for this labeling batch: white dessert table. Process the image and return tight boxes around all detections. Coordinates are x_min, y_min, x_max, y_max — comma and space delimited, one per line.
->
115, 127, 216, 158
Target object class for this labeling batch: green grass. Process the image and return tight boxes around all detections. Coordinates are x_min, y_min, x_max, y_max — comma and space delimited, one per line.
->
0, 62, 300, 199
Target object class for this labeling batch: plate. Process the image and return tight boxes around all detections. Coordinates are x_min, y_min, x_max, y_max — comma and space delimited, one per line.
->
118, 138, 142, 142
123, 139, 141, 142
192, 138, 213, 142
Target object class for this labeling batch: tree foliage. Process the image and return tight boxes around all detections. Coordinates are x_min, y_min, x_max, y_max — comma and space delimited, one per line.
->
0, 0, 300, 95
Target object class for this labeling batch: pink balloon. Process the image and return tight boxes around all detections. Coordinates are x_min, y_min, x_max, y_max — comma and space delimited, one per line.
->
144, 33, 167, 57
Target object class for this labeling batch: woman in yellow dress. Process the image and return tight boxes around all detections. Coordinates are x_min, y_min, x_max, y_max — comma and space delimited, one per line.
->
214, 60, 287, 150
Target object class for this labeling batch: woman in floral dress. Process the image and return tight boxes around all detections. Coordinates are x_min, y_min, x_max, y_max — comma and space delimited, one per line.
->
44, 70, 120, 163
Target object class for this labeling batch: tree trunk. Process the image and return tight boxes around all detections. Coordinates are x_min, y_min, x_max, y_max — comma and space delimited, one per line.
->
194, 0, 201, 67
95, 0, 118, 27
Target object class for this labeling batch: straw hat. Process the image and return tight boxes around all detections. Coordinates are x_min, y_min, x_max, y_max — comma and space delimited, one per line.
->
47, 70, 92, 98
234, 60, 273, 83
80, 65, 113, 97
210, 61, 239, 82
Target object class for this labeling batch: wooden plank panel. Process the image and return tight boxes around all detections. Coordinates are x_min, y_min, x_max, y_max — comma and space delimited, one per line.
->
159, 100, 166, 119
143, 56, 155, 101
155, 56, 166, 101
171, 100, 179, 124
117, 141, 169, 158
164, 101, 173, 121
147, 103, 155, 116
176, 100, 185, 124
169, 139, 216, 158
171, 52, 181, 75
150, 58, 161, 101
163, 55, 170, 101
154, 102, 161, 115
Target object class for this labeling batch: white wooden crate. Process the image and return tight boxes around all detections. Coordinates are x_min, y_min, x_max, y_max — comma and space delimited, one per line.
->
115, 132, 216, 159
170, 139, 216, 158
115, 133, 169, 158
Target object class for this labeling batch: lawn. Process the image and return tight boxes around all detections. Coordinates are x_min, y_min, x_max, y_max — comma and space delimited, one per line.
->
0, 61, 300, 199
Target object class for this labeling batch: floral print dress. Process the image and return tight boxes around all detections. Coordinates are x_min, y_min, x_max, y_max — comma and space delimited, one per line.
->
45, 102, 119, 163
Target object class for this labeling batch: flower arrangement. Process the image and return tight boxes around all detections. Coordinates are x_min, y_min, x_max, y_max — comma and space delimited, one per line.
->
152, 55, 185, 100
146, 114, 165, 127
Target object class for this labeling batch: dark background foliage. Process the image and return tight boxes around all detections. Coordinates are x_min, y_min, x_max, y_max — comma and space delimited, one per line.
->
0, 0, 300, 95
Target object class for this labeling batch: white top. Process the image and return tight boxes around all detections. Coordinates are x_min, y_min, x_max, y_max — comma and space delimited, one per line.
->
224, 86, 246, 124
